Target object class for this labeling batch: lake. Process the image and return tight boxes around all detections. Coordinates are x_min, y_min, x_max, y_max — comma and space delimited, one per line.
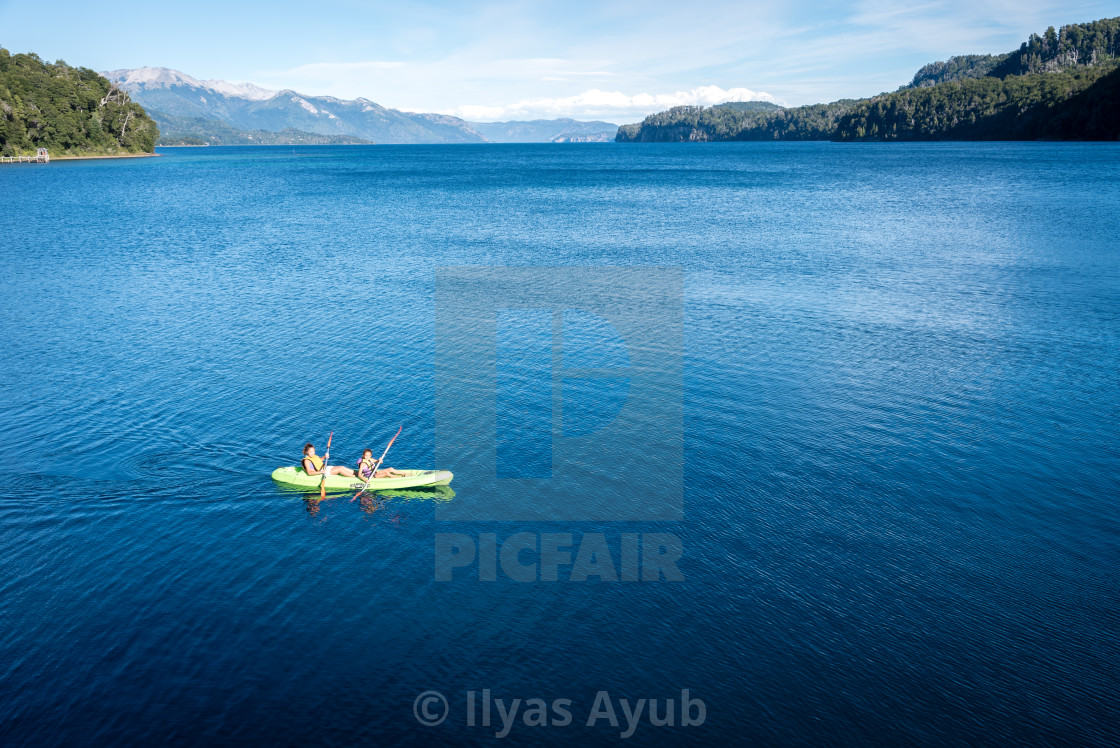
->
1, 143, 1118, 746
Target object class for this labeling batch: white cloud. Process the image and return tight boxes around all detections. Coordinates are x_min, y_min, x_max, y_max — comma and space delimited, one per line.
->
278, 61, 405, 75
225, 0, 1106, 117
433, 85, 779, 121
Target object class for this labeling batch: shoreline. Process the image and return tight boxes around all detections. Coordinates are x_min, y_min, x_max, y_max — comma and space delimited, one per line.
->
47, 152, 161, 161
156, 142, 371, 148
1, 152, 161, 164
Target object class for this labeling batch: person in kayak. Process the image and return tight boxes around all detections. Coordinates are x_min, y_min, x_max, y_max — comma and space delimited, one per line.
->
356, 448, 406, 481
302, 442, 356, 478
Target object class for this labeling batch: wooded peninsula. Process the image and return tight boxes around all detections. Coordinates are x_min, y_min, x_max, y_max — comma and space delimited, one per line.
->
617, 17, 1120, 142
1, 49, 157, 158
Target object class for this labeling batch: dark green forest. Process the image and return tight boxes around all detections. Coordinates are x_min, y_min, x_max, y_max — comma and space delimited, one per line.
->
0, 48, 158, 156
837, 62, 1119, 141
616, 100, 859, 142
988, 17, 1120, 77
907, 55, 1007, 88
617, 16, 1120, 142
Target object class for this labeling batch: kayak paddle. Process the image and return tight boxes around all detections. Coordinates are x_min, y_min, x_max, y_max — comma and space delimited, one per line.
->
351, 424, 402, 502
319, 430, 333, 500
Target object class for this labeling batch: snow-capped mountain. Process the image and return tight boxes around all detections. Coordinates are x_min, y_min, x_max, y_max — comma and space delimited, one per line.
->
102, 67, 486, 144
102, 67, 619, 144
103, 67, 276, 101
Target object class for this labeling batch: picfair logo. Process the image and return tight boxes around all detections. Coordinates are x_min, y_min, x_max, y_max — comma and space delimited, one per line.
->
434, 266, 683, 522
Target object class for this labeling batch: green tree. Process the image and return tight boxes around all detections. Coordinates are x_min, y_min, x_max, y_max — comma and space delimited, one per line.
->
0, 47, 160, 156
616, 16, 1120, 143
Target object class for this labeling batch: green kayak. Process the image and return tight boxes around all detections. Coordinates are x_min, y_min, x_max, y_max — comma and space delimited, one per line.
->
271, 466, 453, 492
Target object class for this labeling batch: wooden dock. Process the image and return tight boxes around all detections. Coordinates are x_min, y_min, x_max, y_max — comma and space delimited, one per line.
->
1, 148, 49, 164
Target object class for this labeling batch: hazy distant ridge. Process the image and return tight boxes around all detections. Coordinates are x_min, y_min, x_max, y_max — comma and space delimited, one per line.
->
468, 118, 619, 143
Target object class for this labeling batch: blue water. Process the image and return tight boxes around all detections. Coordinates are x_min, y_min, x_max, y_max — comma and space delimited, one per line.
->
2, 143, 1118, 746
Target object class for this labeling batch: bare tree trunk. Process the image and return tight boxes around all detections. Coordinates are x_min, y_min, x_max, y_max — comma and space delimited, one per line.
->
100, 84, 126, 108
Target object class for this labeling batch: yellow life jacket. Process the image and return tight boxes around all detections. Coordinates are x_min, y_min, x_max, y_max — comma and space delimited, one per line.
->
304, 453, 324, 471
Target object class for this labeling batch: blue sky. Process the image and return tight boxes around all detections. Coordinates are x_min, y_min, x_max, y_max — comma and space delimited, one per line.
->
2, 1, 1117, 120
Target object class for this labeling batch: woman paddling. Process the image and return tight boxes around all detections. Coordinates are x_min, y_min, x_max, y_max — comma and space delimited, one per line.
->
357, 448, 406, 481
302, 442, 356, 478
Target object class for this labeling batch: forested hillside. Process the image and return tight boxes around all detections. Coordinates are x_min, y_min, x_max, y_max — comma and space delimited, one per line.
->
836, 62, 1119, 141
905, 55, 1007, 88
617, 16, 1120, 142
988, 17, 1120, 77
616, 100, 857, 142
0, 48, 158, 156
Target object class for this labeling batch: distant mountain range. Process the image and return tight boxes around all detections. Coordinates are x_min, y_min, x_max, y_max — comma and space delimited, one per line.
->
617, 16, 1120, 142
102, 67, 618, 145
469, 119, 619, 143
